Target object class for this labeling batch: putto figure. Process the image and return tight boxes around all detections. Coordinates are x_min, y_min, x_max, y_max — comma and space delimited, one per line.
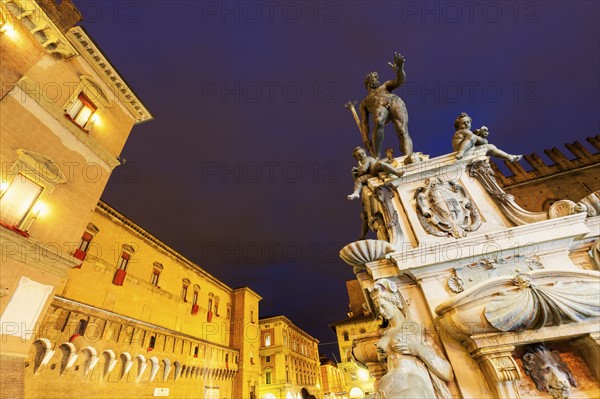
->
371, 279, 454, 399
360, 52, 413, 160
347, 147, 403, 200
452, 112, 522, 162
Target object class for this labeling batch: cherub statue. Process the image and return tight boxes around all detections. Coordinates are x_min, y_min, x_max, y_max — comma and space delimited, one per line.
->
360, 52, 413, 159
452, 112, 522, 162
347, 147, 403, 200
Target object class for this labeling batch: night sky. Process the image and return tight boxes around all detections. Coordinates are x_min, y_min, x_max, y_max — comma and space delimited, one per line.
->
77, 0, 599, 353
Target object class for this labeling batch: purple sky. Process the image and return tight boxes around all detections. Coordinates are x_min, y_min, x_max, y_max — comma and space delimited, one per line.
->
77, 0, 599, 352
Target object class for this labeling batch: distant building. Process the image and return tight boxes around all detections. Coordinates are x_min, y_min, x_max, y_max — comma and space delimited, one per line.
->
319, 356, 346, 399
329, 281, 376, 399
0, 0, 151, 396
258, 316, 322, 399
491, 135, 600, 211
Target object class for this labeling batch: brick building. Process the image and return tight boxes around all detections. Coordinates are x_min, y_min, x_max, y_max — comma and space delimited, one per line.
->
491, 135, 600, 211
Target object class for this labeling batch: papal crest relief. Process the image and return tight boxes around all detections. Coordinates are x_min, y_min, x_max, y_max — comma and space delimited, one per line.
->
415, 177, 481, 238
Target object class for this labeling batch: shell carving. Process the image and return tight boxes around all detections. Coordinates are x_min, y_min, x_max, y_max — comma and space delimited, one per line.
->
339, 240, 394, 269
484, 274, 600, 331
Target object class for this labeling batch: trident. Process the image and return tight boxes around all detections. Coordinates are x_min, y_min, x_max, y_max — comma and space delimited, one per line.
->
345, 101, 373, 155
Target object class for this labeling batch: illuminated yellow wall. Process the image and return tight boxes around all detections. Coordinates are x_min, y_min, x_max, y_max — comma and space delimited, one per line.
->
24, 201, 261, 398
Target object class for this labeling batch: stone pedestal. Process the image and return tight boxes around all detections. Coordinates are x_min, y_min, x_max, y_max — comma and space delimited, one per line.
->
340, 151, 600, 398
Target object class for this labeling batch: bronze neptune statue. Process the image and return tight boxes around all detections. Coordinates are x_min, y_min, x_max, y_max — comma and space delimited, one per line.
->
359, 52, 413, 160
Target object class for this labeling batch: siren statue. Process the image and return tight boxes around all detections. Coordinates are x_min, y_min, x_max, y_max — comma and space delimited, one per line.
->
371, 279, 454, 399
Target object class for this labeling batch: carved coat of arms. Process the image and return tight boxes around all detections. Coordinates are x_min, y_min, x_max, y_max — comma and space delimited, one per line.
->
415, 178, 481, 238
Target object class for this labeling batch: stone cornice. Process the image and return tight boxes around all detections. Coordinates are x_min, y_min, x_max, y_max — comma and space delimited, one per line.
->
65, 26, 153, 124
388, 213, 589, 276
259, 315, 319, 343
96, 201, 234, 294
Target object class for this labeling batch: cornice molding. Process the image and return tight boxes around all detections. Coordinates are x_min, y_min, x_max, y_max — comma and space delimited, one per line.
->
65, 26, 153, 124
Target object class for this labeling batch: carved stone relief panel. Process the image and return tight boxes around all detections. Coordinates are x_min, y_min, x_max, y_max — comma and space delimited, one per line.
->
448, 255, 543, 293
415, 177, 481, 238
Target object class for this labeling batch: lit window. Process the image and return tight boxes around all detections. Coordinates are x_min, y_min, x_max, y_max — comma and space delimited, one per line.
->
150, 262, 163, 287
78, 231, 93, 253
265, 333, 271, 347
181, 279, 190, 301
113, 245, 134, 286
0, 149, 66, 235
117, 252, 130, 271
150, 270, 160, 286
0, 173, 43, 227
192, 290, 198, 305
65, 92, 97, 130
73, 226, 97, 267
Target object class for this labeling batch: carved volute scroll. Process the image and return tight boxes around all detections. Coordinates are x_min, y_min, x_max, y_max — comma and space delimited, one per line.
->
470, 345, 522, 399
468, 160, 587, 225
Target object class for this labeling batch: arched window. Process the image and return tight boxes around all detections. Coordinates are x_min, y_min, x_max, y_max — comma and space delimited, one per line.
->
150, 262, 163, 286
181, 279, 190, 301
63, 76, 110, 132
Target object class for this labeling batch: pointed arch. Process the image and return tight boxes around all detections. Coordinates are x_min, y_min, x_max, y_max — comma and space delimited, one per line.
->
58, 342, 78, 375
162, 358, 172, 381
149, 356, 160, 382
80, 346, 98, 377
119, 352, 133, 380
102, 350, 117, 378
32, 338, 54, 373
135, 354, 147, 382
173, 361, 182, 381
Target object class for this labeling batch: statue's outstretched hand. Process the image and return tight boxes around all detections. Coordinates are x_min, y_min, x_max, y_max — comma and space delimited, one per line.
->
388, 52, 405, 72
